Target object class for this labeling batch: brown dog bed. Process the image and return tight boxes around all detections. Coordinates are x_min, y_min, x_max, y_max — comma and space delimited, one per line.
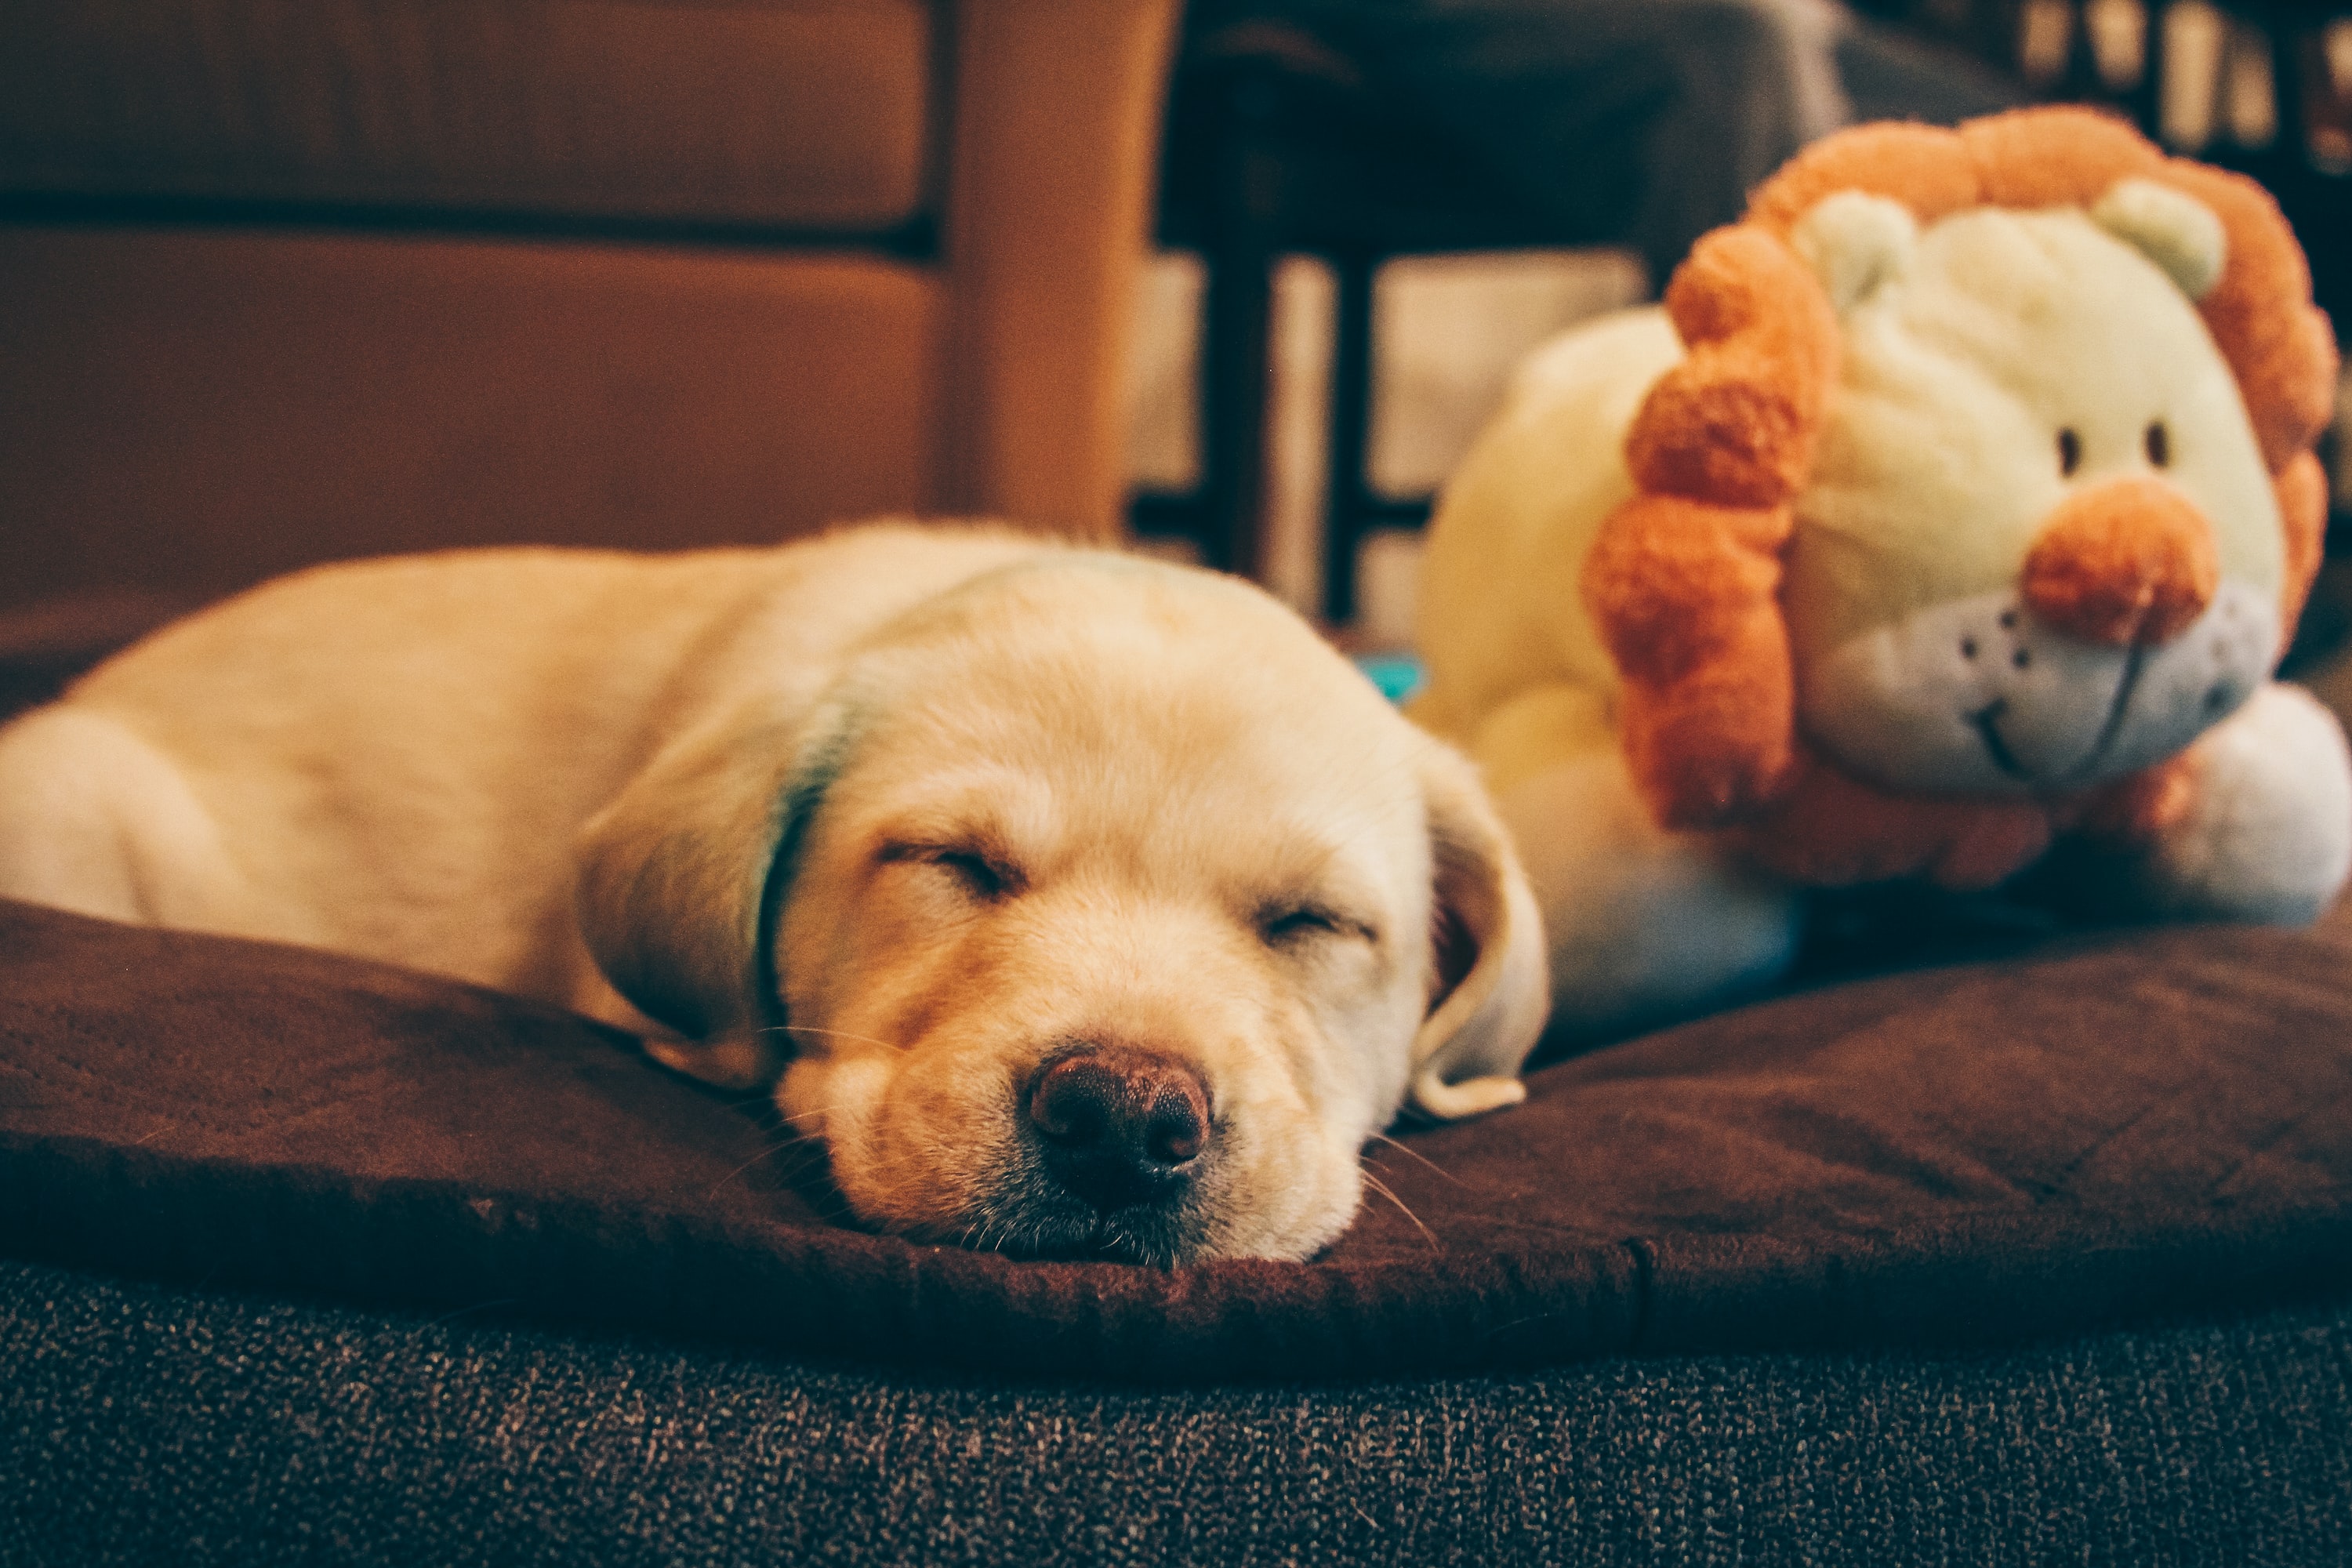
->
8, 887, 2350, 1383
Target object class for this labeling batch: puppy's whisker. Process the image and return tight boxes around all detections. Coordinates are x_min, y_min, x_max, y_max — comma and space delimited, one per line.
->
1360, 1171, 1438, 1250
706, 1140, 797, 1197
757, 1094, 853, 1132
757, 1127, 833, 1158
734, 1123, 818, 1161
757, 1023, 907, 1053
1370, 1131, 1467, 1186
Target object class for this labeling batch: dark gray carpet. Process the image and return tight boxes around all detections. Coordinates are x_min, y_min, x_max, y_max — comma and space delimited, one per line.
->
5, 1259, 2349, 1566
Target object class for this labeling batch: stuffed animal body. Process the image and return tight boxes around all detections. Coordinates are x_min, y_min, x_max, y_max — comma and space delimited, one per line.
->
1411, 108, 2352, 1044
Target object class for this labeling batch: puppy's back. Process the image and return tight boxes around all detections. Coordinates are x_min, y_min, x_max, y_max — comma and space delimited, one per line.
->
0, 525, 1051, 1004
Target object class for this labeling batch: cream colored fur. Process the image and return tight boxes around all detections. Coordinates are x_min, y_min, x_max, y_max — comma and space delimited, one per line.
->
0, 524, 1548, 1264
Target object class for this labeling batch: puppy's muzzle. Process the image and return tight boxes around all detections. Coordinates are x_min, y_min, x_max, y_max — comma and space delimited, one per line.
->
1024, 1045, 1210, 1213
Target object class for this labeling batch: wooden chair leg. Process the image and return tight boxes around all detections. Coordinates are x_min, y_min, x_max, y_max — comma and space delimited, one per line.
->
1323, 251, 1377, 625
1196, 70, 1290, 580
1201, 243, 1273, 577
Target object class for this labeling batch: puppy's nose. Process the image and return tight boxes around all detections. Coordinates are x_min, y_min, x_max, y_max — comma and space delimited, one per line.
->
1025, 1046, 1210, 1211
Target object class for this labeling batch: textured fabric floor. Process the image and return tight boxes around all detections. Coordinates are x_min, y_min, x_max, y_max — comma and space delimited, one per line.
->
6, 1259, 2350, 1566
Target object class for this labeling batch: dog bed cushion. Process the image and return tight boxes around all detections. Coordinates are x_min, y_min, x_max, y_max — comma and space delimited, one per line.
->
6, 599, 2351, 1382
6, 891, 2350, 1383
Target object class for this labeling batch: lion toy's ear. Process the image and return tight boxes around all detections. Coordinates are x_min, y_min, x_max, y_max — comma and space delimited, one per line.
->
2092, 178, 2227, 300
1791, 191, 1918, 314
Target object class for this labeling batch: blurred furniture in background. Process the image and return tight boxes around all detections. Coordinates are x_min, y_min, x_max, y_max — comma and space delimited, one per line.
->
0, 0, 1181, 620
1140, 1, 2022, 626
1139, 22, 1563, 616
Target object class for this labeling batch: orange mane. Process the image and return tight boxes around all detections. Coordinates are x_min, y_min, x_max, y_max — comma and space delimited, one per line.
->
1579, 106, 2339, 889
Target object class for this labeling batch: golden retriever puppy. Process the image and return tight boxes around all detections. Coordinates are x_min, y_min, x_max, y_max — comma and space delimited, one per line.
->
0, 524, 1547, 1263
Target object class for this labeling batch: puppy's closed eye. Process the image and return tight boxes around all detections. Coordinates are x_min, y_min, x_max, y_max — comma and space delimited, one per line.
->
881, 841, 1025, 902
1258, 902, 1377, 949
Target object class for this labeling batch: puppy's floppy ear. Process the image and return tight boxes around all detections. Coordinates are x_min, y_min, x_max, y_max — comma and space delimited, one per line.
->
1406, 744, 1552, 1121
575, 697, 855, 1079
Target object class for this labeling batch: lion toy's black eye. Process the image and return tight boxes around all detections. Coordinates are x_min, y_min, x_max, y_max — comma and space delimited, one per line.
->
2145, 420, 2170, 467
2057, 426, 2082, 477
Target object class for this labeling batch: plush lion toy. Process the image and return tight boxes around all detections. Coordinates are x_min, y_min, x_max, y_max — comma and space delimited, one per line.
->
1411, 107, 2352, 1044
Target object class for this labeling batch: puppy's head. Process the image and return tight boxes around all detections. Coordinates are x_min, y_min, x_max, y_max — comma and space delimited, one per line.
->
579, 559, 1547, 1263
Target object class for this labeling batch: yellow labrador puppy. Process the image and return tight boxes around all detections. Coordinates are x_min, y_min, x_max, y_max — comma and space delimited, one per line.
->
0, 524, 1547, 1263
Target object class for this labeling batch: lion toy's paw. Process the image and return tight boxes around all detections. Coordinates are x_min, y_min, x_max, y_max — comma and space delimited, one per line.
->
2132, 682, 2352, 923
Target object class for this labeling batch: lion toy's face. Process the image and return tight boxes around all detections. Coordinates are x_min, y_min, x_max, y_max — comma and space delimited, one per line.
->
1781, 183, 2286, 797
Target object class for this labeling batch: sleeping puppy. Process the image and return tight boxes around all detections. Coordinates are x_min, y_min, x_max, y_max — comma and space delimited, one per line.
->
0, 523, 1548, 1263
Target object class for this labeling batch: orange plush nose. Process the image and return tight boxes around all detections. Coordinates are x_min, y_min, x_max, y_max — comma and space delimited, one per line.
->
2020, 477, 2219, 647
